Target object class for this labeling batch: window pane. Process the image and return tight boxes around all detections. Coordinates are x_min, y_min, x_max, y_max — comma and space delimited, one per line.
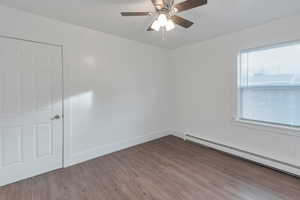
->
239, 42, 300, 126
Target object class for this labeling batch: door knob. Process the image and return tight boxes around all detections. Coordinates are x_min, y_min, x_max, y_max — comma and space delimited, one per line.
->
51, 115, 60, 120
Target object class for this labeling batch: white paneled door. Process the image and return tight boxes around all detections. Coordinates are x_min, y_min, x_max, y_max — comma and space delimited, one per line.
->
0, 37, 63, 186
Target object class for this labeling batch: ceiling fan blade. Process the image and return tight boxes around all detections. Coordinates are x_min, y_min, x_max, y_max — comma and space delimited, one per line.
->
170, 15, 194, 28
150, 0, 164, 10
146, 21, 155, 31
147, 26, 154, 31
121, 12, 151, 16
174, 0, 207, 13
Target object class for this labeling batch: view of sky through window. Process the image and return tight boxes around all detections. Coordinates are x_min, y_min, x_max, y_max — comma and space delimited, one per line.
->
239, 42, 300, 126
240, 42, 300, 87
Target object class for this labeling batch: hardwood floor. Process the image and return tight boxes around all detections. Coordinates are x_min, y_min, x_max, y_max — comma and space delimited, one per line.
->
1, 135, 300, 200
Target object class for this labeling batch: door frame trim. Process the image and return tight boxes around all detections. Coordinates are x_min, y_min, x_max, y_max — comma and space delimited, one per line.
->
0, 34, 66, 168
0, 35, 62, 47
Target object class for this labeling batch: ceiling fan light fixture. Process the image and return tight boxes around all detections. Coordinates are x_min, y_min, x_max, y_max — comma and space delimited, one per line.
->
151, 20, 161, 31
157, 14, 168, 26
121, 0, 208, 34
166, 19, 175, 31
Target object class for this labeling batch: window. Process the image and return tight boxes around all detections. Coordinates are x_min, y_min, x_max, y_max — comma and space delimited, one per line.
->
237, 41, 300, 127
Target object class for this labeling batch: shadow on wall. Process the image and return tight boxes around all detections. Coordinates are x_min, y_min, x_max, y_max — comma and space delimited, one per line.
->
63, 50, 170, 152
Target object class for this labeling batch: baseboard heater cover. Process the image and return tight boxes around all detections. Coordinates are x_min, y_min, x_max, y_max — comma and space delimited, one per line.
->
185, 134, 300, 178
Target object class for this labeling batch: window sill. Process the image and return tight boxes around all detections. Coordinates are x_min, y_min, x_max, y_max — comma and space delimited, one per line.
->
232, 118, 300, 137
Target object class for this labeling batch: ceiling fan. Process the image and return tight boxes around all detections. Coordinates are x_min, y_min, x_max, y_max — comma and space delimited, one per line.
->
121, 0, 207, 33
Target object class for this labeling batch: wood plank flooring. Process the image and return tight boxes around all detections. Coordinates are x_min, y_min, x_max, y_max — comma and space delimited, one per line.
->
1, 135, 300, 200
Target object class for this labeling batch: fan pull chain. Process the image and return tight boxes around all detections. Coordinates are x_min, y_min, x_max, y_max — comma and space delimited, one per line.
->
162, 27, 166, 40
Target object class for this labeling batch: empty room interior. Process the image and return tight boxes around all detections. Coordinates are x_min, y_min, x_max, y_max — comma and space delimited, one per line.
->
1, 0, 300, 199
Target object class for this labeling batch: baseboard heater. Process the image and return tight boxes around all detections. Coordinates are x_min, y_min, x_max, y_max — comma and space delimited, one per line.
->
185, 134, 300, 178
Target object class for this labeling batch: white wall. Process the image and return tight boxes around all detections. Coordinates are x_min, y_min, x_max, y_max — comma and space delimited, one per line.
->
0, 5, 174, 166
170, 14, 300, 174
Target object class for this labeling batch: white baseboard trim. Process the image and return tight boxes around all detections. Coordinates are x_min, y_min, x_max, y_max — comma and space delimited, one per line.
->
65, 130, 171, 167
184, 133, 300, 177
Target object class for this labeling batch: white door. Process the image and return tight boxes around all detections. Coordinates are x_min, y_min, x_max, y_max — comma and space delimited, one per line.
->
0, 37, 63, 186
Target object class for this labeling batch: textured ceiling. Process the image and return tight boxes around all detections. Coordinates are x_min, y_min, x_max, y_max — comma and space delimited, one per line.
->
1, 0, 300, 49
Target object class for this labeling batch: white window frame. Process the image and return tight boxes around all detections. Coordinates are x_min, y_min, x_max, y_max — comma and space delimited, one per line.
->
234, 40, 300, 135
